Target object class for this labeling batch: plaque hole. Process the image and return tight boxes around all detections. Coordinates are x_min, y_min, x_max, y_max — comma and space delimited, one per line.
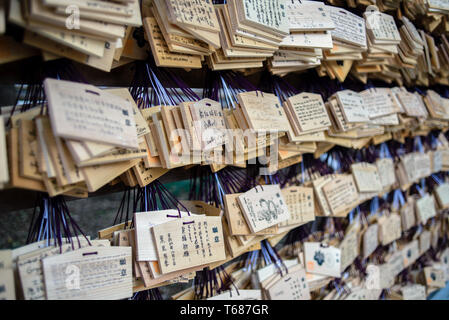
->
85, 89, 100, 96
83, 251, 98, 256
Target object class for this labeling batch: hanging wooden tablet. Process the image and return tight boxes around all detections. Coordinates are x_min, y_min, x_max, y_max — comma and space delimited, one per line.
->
401, 239, 420, 268
189, 98, 228, 151
430, 222, 441, 250
223, 193, 278, 236
345, 287, 382, 300
171, 106, 192, 156
375, 158, 396, 191
419, 230, 432, 254
217, 5, 277, 51
134, 210, 193, 261
424, 266, 446, 288
34, 116, 56, 180
233, 0, 289, 36
415, 193, 437, 224
431, 149, 443, 173
140, 107, 161, 156
439, 248, 449, 270
42, 246, 132, 300
0, 250, 12, 271
400, 198, 416, 231
9, 106, 43, 129
378, 213, 401, 245
8, 128, 47, 192
365, 263, 394, 290
76, 146, 146, 168
414, 152, 432, 179
43, 0, 136, 17
280, 186, 315, 227
402, 284, 426, 300
238, 91, 290, 132
386, 250, 405, 278
285, 92, 331, 134
365, 9, 401, 44
237, 184, 290, 233
40, 116, 77, 187
105, 88, 150, 138
285, 0, 334, 32
54, 137, 84, 185
360, 88, 400, 119
81, 158, 141, 192
257, 258, 299, 283
44, 79, 139, 149
160, 105, 182, 154
152, 106, 189, 168
339, 224, 359, 271
17, 239, 109, 300
279, 30, 333, 49
152, 215, 226, 274
396, 91, 428, 118
351, 162, 383, 193
146, 256, 205, 286
442, 149, 449, 170
400, 153, 418, 184
223, 225, 264, 258
322, 174, 359, 217
335, 90, 370, 123
434, 183, 449, 209
143, 17, 202, 69
28, 1, 126, 39
226, 0, 284, 43
115, 229, 140, 279
266, 265, 311, 300
133, 160, 168, 188
128, 229, 154, 287
0, 268, 15, 300
362, 223, 379, 259
304, 242, 341, 278
326, 99, 360, 133
312, 174, 334, 217
0, 249, 14, 299
64, 140, 93, 164
425, 90, 449, 120
165, 0, 220, 33
328, 6, 367, 48
29, 24, 107, 58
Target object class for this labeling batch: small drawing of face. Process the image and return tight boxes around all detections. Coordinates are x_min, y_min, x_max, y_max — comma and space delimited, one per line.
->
258, 199, 271, 222
259, 199, 268, 210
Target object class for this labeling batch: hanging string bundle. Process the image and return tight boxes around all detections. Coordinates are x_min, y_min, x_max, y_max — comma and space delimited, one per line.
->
26, 193, 90, 251
193, 265, 236, 300
7, 59, 87, 127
